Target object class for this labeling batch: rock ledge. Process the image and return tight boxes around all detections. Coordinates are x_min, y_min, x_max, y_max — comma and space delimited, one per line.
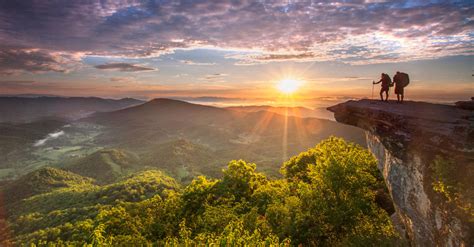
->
328, 99, 473, 246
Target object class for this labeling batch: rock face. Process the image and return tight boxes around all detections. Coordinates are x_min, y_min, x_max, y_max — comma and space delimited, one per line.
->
328, 99, 473, 246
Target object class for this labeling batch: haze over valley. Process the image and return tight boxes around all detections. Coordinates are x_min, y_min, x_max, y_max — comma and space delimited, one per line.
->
0, 96, 364, 182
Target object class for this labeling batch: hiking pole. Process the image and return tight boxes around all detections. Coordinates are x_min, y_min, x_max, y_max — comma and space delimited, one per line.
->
371, 81, 374, 100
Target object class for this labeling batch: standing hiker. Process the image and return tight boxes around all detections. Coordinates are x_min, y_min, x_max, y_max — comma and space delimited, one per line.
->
393, 71, 410, 103
373, 73, 392, 101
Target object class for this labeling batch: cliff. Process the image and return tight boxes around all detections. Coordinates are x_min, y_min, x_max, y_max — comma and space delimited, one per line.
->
328, 99, 473, 246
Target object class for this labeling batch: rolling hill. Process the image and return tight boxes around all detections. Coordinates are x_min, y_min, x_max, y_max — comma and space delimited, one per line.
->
0, 138, 397, 246
1, 168, 180, 245
83, 98, 366, 177
87, 98, 364, 149
1, 167, 94, 205
0, 98, 366, 182
65, 149, 140, 183
140, 139, 220, 181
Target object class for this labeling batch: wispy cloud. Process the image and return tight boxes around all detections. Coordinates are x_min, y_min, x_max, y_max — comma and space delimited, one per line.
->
253, 52, 316, 61
180, 60, 216, 66
94, 63, 156, 72
109, 76, 137, 83
200, 73, 228, 82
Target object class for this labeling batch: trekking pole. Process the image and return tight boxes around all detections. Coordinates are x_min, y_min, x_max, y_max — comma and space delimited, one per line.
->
371, 81, 374, 100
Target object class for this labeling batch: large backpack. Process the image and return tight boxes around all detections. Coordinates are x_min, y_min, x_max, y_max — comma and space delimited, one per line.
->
383, 74, 392, 86
399, 72, 409, 87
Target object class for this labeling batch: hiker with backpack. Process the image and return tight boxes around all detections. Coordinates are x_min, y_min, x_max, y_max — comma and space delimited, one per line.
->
393, 71, 410, 103
373, 73, 392, 102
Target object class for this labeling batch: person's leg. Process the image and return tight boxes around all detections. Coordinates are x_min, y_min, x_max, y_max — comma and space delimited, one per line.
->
401, 93, 404, 103
384, 91, 388, 101
381, 88, 387, 101
397, 94, 400, 102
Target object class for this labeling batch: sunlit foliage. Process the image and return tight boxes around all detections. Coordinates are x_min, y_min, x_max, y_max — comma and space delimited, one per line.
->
1, 137, 398, 246
431, 156, 474, 224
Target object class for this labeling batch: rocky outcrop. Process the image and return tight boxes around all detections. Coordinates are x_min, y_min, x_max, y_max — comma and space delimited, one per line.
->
456, 98, 474, 110
328, 99, 473, 246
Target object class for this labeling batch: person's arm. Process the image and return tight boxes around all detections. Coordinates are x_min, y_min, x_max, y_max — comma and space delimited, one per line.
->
373, 79, 381, 84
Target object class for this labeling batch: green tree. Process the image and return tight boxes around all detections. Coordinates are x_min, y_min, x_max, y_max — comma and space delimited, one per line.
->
6, 137, 398, 246
218, 160, 267, 202
282, 137, 397, 245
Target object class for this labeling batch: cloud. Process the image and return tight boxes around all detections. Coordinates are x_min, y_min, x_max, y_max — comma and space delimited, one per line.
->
343, 76, 373, 81
0, 46, 78, 74
180, 60, 216, 66
109, 76, 136, 83
94, 63, 155, 72
0, 0, 472, 67
201, 73, 228, 81
252, 52, 316, 61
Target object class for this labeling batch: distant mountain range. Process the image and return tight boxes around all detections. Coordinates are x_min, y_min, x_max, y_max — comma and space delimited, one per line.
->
86, 98, 360, 149
0, 96, 144, 123
82, 98, 365, 178
0, 93, 61, 98
0, 97, 365, 181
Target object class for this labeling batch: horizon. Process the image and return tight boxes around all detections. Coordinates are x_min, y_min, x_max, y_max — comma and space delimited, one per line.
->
0, 92, 468, 109
0, 0, 472, 105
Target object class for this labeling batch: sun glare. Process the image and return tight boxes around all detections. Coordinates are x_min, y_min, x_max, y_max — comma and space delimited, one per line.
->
277, 78, 302, 94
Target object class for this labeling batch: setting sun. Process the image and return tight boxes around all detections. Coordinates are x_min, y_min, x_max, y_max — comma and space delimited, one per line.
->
277, 79, 302, 94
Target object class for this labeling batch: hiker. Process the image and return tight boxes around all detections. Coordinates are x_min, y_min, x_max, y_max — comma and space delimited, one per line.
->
393, 71, 410, 103
373, 73, 392, 101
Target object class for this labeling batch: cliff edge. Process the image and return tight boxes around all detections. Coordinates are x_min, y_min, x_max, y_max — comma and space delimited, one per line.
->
328, 99, 473, 246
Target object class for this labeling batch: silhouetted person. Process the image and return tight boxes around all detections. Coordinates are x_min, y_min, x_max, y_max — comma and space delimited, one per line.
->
373, 73, 391, 101
393, 71, 410, 103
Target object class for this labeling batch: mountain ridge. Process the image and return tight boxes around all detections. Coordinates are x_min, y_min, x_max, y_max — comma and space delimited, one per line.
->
0, 96, 144, 123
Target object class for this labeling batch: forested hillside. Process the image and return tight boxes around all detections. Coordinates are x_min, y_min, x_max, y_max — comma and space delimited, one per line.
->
0, 98, 366, 181
0, 138, 398, 245
65, 149, 139, 183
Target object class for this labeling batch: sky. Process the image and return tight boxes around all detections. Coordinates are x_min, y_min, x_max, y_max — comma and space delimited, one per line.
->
0, 0, 472, 107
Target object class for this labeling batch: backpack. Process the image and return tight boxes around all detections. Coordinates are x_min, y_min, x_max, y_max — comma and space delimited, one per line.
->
383, 74, 392, 86
399, 72, 409, 87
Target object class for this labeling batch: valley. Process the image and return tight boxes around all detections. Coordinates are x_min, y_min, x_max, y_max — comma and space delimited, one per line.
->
0, 97, 365, 183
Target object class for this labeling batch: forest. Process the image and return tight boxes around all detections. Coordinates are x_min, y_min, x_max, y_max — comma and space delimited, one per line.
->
1, 137, 399, 246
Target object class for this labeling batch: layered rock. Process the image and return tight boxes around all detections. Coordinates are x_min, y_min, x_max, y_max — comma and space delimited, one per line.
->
328, 99, 473, 246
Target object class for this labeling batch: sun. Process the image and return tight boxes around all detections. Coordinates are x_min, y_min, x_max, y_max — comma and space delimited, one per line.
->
277, 78, 302, 94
